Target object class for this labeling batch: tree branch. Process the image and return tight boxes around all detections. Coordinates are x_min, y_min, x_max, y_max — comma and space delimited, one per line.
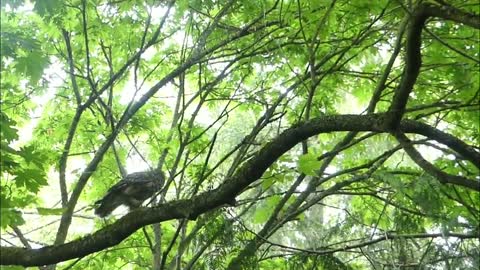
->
251, 232, 479, 256
399, 120, 480, 169
2, 114, 478, 267
386, 3, 480, 129
394, 132, 480, 191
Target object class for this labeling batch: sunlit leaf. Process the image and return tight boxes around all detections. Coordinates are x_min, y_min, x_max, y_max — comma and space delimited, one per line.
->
297, 153, 321, 176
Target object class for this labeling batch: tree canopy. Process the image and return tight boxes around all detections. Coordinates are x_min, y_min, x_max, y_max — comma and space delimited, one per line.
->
1, 0, 479, 269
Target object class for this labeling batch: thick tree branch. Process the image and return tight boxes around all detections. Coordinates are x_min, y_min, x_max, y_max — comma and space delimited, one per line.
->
386, 3, 480, 129
2, 114, 479, 267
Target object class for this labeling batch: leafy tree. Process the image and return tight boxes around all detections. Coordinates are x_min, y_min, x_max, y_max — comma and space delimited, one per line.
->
1, 0, 479, 269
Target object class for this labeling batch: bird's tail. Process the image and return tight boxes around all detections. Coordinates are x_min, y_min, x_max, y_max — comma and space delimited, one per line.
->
94, 193, 121, 217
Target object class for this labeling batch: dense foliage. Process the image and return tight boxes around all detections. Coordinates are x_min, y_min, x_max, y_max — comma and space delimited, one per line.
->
1, 0, 479, 269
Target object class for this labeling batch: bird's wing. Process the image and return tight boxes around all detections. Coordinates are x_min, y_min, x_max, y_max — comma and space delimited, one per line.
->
94, 170, 165, 217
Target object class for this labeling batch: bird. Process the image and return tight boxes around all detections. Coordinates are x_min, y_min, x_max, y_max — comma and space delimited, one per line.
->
94, 168, 165, 217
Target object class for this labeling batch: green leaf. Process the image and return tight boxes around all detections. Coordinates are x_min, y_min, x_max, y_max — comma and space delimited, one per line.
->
0, 266, 26, 270
261, 177, 275, 190
37, 207, 65, 216
253, 195, 281, 224
0, 208, 25, 229
33, 0, 62, 17
298, 153, 321, 176
14, 51, 49, 84
0, 112, 19, 143
19, 145, 47, 169
14, 168, 47, 193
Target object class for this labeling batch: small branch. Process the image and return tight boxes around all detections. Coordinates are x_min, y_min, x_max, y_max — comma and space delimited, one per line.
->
254, 231, 478, 256
10, 226, 31, 249
58, 29, 86, 208
395, 132, 479, 191
367, 16, 408, 113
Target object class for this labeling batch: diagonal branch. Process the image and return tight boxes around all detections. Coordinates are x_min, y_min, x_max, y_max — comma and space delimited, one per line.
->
394, 132, 479, 191
399, 121, 480, 169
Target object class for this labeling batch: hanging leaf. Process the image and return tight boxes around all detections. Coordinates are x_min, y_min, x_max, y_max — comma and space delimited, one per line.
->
298, 153, 321, 176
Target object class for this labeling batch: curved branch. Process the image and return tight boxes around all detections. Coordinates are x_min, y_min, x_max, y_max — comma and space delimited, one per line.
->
1, 114, 479, 267
386, 3, 480, 129
395, 132, 479, 191
399, 120, 480, 169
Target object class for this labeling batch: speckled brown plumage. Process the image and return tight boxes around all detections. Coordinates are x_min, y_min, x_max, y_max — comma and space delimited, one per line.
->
94, 169, 165, 217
